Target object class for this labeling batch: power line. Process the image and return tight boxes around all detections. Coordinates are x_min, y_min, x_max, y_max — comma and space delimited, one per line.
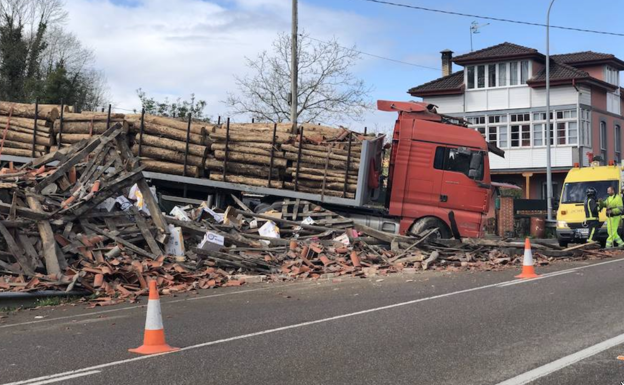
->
358, 0, 624, 37
306, 35, 440, 70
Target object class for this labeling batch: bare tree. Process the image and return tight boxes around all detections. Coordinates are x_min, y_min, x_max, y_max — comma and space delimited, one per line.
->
225, 32, 371, 125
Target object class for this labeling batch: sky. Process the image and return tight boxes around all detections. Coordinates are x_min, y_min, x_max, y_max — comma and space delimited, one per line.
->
64, 0, 624, 133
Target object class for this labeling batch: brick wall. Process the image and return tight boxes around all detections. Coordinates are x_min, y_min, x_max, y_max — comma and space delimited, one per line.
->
498, 196, 515, 237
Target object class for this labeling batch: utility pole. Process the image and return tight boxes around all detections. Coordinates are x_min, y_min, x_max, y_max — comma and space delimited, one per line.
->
545, 0, 556, 222
290, 0, 298, 134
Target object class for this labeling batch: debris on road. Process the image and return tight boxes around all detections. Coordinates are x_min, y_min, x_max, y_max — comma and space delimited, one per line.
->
0, 104, 617, 306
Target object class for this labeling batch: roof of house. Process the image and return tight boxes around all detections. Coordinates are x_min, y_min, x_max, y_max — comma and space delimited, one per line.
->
551, 51, 624, 69
452, 42, 542, 65
408, 43, 623, 96
407, 71, 464, 96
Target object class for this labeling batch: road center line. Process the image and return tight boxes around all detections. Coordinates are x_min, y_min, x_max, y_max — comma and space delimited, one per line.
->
4, 257, 624, 385
496, 332, 624, 385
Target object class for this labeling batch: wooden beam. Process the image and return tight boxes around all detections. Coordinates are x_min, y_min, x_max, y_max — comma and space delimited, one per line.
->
25, 194, 62, 276
0, 222, 35, 276
131, 206, 163, 256
84, 223, 157, 259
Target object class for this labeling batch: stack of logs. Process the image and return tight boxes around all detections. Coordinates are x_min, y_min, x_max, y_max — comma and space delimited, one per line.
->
0, 101, 374, 199
0, 102, 64, 158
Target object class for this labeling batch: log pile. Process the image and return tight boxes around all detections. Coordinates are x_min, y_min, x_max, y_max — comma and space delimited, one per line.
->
0, 101, 373, 199
0, 102, 68, 157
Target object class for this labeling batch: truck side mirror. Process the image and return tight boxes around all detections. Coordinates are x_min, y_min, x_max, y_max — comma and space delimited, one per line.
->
469, 153, 483, 179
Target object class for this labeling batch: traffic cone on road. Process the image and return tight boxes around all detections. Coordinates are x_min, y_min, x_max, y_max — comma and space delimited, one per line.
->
515, 238, 541, 279
129, 280, 179, 355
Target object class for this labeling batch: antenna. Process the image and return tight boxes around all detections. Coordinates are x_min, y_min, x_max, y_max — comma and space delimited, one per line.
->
470, 21, 490, 52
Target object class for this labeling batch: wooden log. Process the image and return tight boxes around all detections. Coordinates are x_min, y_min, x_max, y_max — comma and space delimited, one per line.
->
297, 179, 357, 193
52, 120, 110, 134
210, 132, 286, 144
282, 144, 360, 163
6, 125, 51, 138
2, 140, 47, 152
204, 158, 278, 178
0, 102, 59, 121
211, 143, 282, 157
293, 142, 362, 158
137, 134, 207, 157
131, 144, 204, 167
0, 147, 45, 157
284, 182, 355, 198
214, 150, 287, 168
287, 166, 358, 177
0, 116, 48, 131
129, 120, 205, 145
125, 115, 205, 135
213, 122, 345, 137
55, 133, 94, 144
60, 112, 125, 121
140, 159, 200, 177
208, 173, 283, 188
3, 130, 52, 146
290, 172, 358, 184
284, 152, 358, 169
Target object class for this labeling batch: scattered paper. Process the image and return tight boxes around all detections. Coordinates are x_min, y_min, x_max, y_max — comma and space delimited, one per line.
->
170, 206, 191, 222
333, 233, 350, 246
301, 216, 315, 225
115, 196, 132, 212
259, 221, 280, 239
97, 197, 116, 212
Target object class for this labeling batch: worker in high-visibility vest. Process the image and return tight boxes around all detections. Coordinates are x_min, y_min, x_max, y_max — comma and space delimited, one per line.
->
599, 186, 624, 248
584, 188, 600, 243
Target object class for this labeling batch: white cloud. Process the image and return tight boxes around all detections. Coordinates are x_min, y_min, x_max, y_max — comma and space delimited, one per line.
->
64, 0, 381, 126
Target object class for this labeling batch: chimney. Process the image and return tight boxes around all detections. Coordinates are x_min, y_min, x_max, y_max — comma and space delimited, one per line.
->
441, 49, 453, 77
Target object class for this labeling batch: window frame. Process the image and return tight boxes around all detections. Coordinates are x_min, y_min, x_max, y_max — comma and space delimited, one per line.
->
616, 124, 621, 163
465, 60, 531, 91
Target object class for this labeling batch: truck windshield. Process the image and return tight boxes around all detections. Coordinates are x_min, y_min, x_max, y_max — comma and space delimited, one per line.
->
435, 147, 484, 181
561, 180, 619, 203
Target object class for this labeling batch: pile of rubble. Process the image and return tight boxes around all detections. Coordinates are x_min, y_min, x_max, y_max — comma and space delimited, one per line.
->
0, 126, 612, 306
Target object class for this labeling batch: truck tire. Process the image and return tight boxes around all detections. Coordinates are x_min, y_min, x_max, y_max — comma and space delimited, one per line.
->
558, 240, 569, 248
409, 217, 450, 239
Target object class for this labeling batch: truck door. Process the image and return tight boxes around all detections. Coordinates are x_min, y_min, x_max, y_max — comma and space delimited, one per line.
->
438, 147, 489, 215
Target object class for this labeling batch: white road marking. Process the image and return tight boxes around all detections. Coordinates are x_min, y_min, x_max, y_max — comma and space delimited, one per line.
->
496, 270, 574, 287
496, 333, 624, 385
8, 370, 101, 385
4, 257, 624, 385
0, 283, 309, 330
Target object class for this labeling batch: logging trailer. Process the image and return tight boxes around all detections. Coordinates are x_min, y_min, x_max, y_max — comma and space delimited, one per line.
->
0, 100, 503, 238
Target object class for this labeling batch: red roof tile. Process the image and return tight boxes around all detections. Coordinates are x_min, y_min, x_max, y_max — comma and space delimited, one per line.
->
407, 71, 464, 96
453, 42, 541, 65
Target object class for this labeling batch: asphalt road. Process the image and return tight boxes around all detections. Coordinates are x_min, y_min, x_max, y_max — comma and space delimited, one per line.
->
3, 258, 624, 385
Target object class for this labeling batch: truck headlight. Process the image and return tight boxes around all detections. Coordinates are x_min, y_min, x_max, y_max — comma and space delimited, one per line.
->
557, 221, 569, 229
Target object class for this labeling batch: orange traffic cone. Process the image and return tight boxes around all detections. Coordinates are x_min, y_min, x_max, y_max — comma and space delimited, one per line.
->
129, 280, 179, 355
515, 238, 540, 279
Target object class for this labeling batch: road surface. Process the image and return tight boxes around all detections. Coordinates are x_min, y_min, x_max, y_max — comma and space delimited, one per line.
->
3, 257, 624, 385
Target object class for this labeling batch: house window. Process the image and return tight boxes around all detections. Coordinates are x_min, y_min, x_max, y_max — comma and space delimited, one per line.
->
533, 123, 544, 146
467, 66, 475, 89
498, 63, 507, 86
499, 126, 508, 148
616, 124, 621, 163
477, 65, 485, 88
510, 124, 530, 147
521, 60, 529, 83
600, 120, 608, 161
542, 182, 560, 200
606, 66, 620, 86
488, 115, 507, 147
580, 109, 591, 147
488, 64, 496, 88
510, 62, 519, 85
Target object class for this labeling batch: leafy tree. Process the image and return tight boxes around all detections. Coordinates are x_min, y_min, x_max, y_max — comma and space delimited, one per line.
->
225, 32, 371, 125
0, 15, 28, 101
136, 88, 210, 122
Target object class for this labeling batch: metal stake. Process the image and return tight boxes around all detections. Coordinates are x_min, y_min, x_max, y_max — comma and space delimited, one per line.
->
268, 123, 277, 187
58, 99, 64, 150
32, 98, 39, 158
106, 104, 111, 130
138, 108, 145, 157
343, 132, 353, 197
294, 126, 304, 191
223, 118, 230, 181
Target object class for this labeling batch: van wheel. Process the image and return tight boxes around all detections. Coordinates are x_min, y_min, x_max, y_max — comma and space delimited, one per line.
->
558, 240, 569, 248
409, 217, 450, 239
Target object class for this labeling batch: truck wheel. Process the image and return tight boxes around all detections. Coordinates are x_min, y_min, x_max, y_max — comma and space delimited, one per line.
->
558, 240, 569, 248
409, 217, 450, 239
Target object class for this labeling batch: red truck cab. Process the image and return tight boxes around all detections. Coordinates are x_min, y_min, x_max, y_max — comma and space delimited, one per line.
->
378, 100, 495, 238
